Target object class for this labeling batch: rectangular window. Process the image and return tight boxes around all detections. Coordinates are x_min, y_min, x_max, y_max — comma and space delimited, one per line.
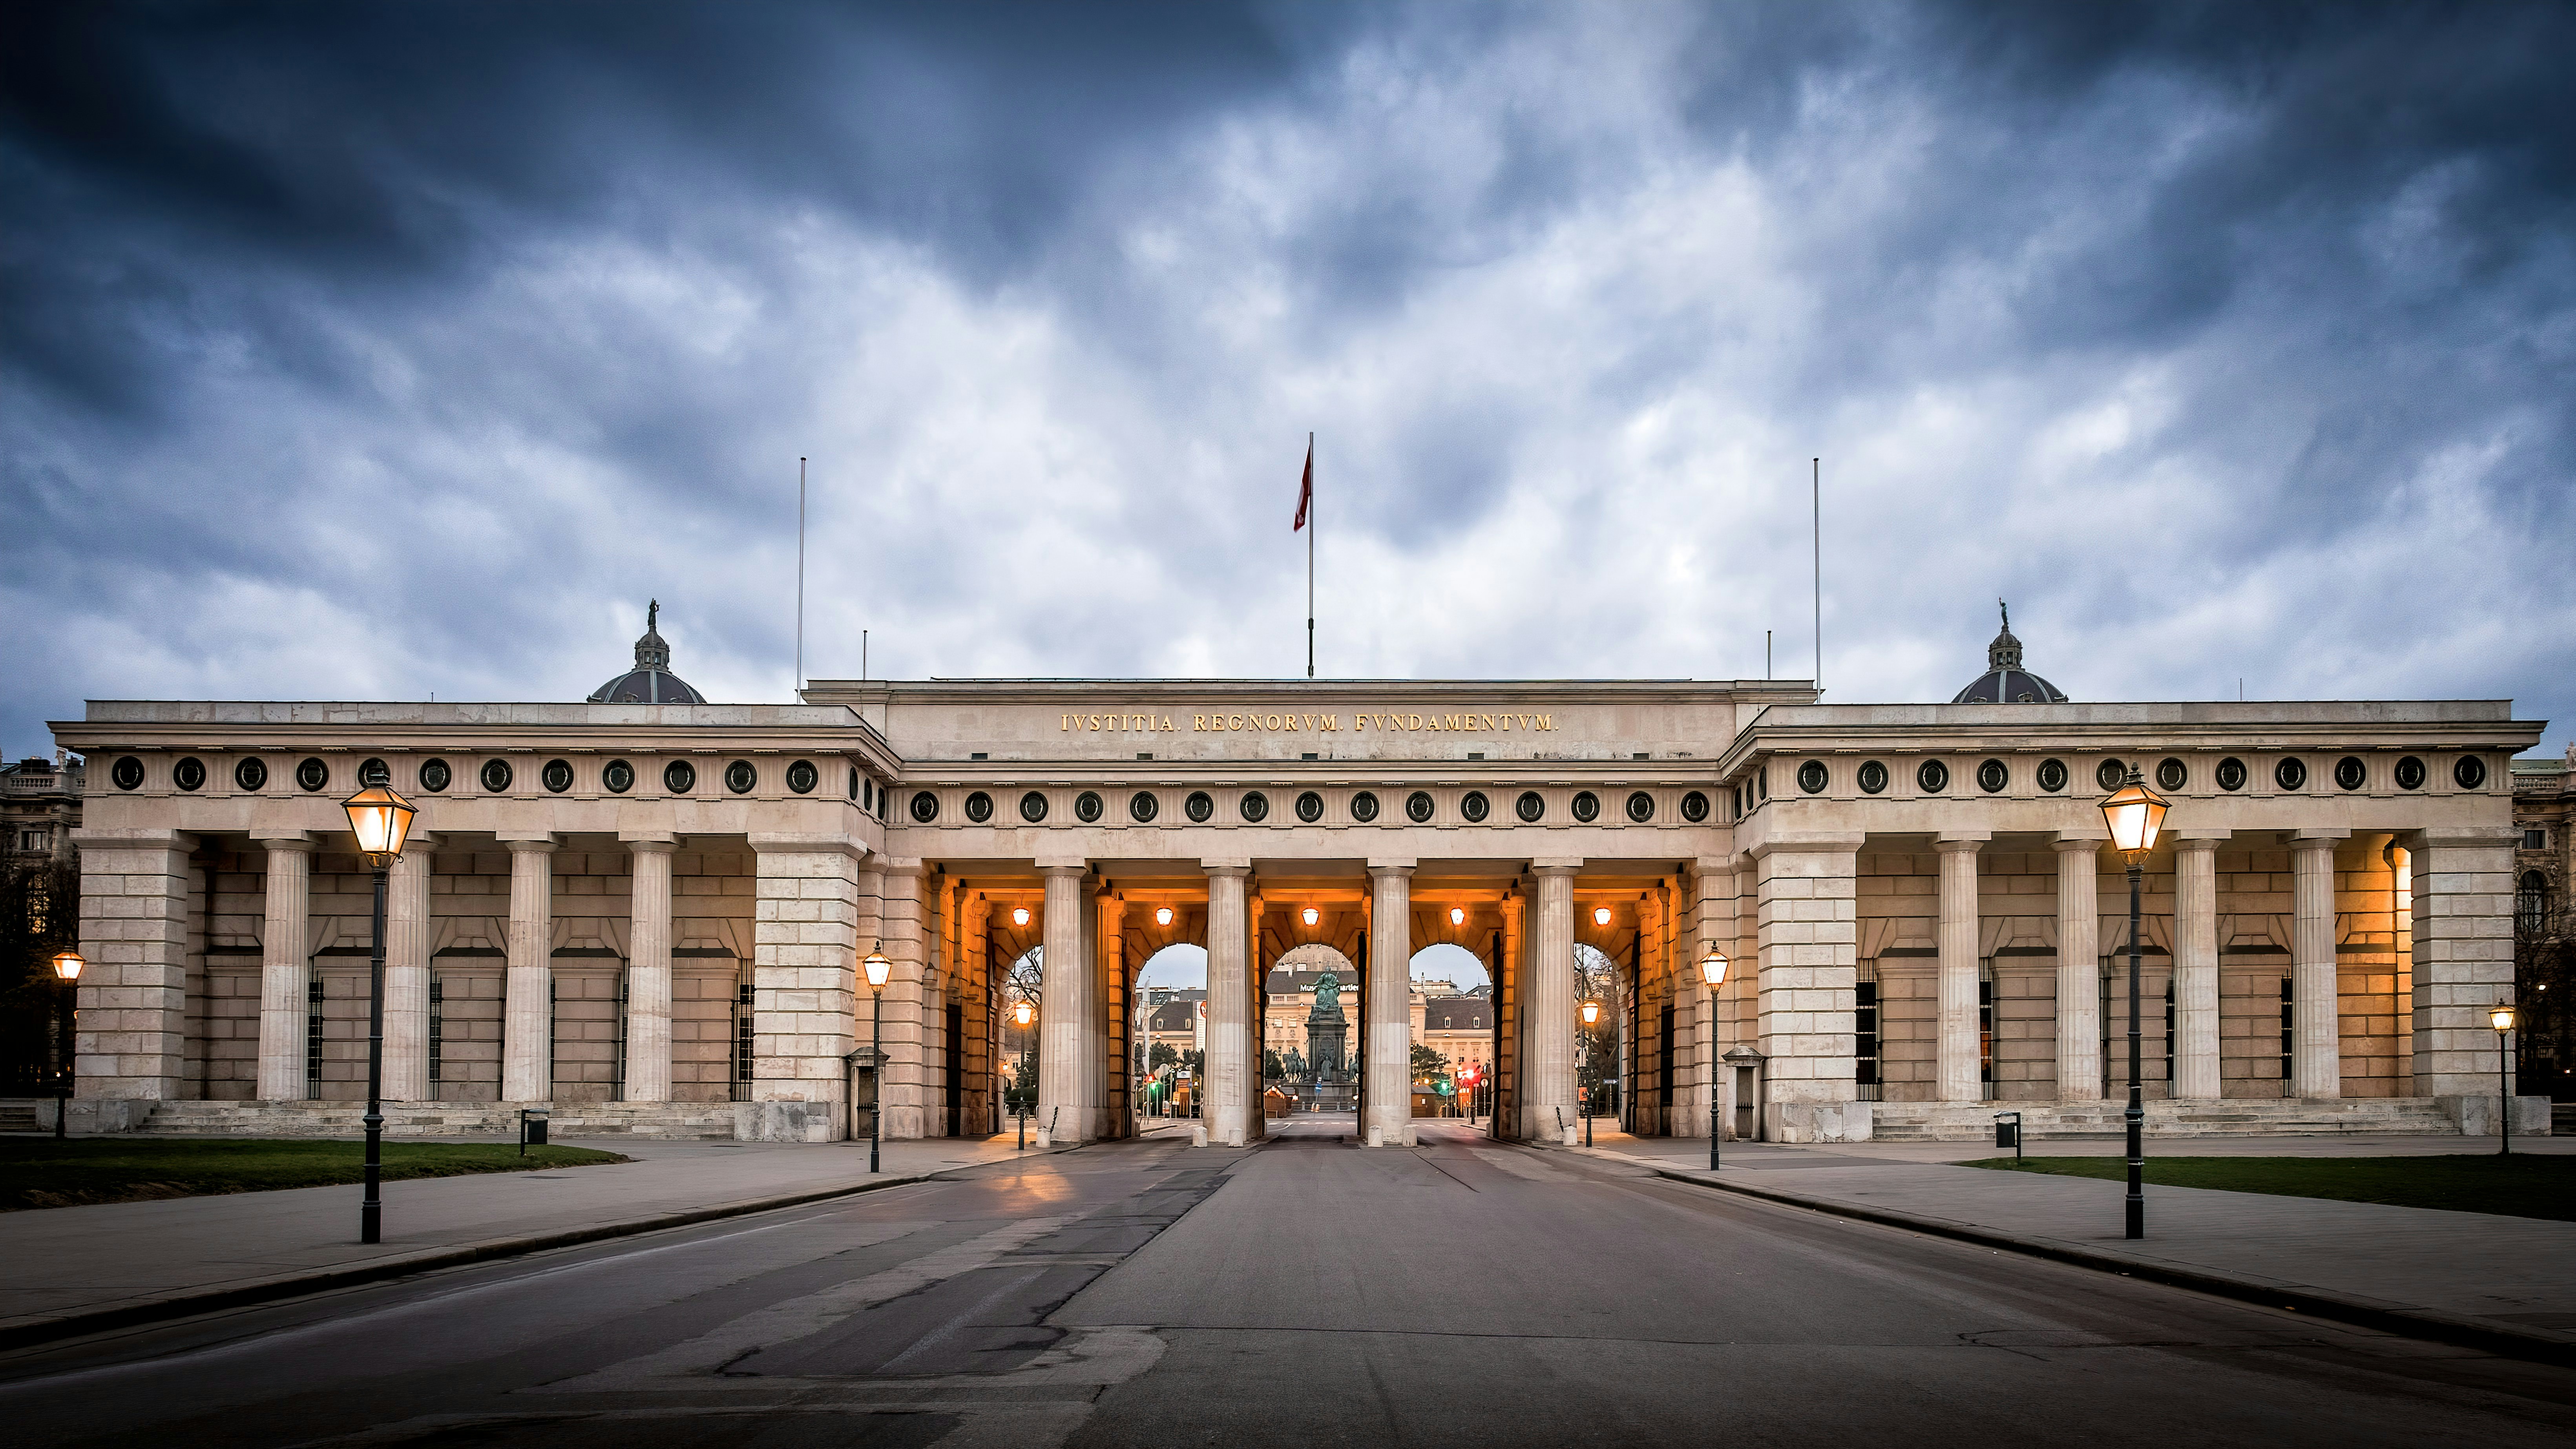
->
733, 981, 755, 1101
427, 975, 444, 1087
2164, 978, 2176, 1094
1854, 979, 1881, 1101
2527, 829, 2550, 851
1977, 967, 1995, 1101
2280, 978, 2295, 1097
612, 972, 629, 1102
305, 978, 325, 1098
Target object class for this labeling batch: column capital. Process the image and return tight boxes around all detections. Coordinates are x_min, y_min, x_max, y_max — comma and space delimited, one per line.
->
2405, 826, 2521, 852
2051, 834, 2105, 854
747, 833, 869, 861
502, 835, 559, 854
1528, 858, 1585, 877
1934, 836, 1986, 854
624, 836, 677, 854
1199, 859, 1251, 877
2169, 832, 2225, 852
1038, 857, 1092, 876
250, 832, 315, 852
1689, 854, 1738, 876
2288, 829, 2349, 847
1366, 860, 1416, 879
1743, 830, 1866, 860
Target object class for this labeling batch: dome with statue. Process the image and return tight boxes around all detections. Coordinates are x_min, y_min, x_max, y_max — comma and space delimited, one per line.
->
588, 600, 706, 704
1952, 601, 2068, 704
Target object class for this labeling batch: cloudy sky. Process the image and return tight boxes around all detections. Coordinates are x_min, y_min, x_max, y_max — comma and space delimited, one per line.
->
5, 0, 2572, 767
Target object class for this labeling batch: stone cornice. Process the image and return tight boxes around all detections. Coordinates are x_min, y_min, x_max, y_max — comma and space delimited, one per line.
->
807, 678, 1817, 709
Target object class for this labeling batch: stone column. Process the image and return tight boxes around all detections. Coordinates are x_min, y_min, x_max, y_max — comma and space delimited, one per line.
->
1935, 837, 1986, 1102
254, 835, 315, 1102
748, 838, 862, 1141
1201, 864, 1252, 1147
2410, 828, 2521, 1119
2171, 835, 2224, 1100
501, 838, 557, 1103
1753, 834, 1866, 1142
1038, 863, 1091, 1146
384, 834, 438, 1103
1099, 893, 1127, 1140
70, 829, 196, 1115
2052, 836, 2103, 1101
1524, 862, 1580, 1144
879, 862, 927, 1139
1364, 863, 1415, 1147
2290, 832, 2345, 1098
622, 838, 675, 1103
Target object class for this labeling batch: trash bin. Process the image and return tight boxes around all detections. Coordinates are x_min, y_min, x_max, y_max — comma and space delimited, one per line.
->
1993, 1111, 2021, 1159
520, 1106, 550, 1152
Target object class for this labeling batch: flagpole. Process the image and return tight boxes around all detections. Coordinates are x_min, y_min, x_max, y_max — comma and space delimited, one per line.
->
1306, 431, 1315, 679
796, 456, 807, 697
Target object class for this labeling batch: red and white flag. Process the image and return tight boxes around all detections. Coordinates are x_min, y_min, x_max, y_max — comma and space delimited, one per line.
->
1292, 436, 1313, 531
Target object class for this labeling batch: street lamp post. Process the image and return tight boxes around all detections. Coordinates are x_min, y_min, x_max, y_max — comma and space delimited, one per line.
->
48, 950, 83, 1139
341, 782, 420, 1246
862, 944, 891, 1173
1012, 998, 1035, 1149
1579, 998, 1603, 1146
2099, 766, 2170, 1242
1700, 946, 1729, 1171
2492, 1001, 2517, 1157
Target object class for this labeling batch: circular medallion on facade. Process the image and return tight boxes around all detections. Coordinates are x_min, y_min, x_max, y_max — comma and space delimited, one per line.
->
1461, 790, 1490, 823
1075, 790, 1105, 823
111, 756, 144, 790
787, 760, 819, 795
2454, 755, 2487, 790
1977, 759, 2008, 793
1680, 790, 1711, 823
2096, 759, 2127, 791
2394, 756, 2425, 790
235, 757, 268, 792
1797, 760, 1829, 794
604, 759, 634, 794
1019, 790, 1048, 822
2156, 757, 2188, 791
664, 759, 696, 793
1917, 759, 1950, 794
1405, 790, 1435, 823
1572, 790, 1601, 823
911, 790, 940, 822
543, 759, 575, 793
1296, 790, 1324, 823
1350, 790, 1380, 823
1516, 790, 1545, 822
2036, 759, 2067, 793
481, 758, 513, 793
418, 758, 449, 792
964, 789, 993, 821
1859, 761, 1890, 795
725, 760, 756, 794
2274, 757, 2306, 791
1623, 790, 1652, 823
298, 757, 330, 792
1129, 790, 1158, 823
1185, 790, 1215, 823
1240, 790, 1269, 823
174, 756, 206, 792
2215, 757, 2246, 791
360, 758, 391, 788
2334, 756, 2366, 791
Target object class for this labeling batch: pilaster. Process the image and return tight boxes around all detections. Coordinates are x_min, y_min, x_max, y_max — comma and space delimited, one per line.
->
747, 837, 862, 1142
2410, 828, 2520, 1103
1752, 833, 1867, 1143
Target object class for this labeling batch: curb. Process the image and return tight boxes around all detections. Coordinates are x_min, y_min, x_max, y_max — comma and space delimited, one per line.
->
1557, 1144, 2576, 1370
0, 1144, 1079, 1354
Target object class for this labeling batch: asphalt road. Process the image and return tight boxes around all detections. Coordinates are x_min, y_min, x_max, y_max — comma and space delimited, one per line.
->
3, 1117, 2572, 1448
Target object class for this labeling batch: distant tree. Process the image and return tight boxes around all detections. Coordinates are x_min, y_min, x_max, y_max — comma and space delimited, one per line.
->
1150, 1040, 1179, 1071
0, 858, 75, 1090
1263, 1048, 1285, 1081
1411, 1042, 1448, 1081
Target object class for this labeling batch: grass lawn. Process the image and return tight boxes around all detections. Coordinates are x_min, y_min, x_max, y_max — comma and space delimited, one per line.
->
1967, 1153, 2576, 1222
0, 1137, 629, 1211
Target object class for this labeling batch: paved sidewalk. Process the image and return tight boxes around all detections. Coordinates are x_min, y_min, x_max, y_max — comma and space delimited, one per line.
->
1561, 1128, 2576, 1362
0, 1133, 1059, 1348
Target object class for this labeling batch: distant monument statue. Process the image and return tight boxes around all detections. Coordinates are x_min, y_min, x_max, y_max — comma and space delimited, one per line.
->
1304, 970, 1349, 1087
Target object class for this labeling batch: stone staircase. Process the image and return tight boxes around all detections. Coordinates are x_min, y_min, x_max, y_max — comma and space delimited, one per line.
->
132, 1100, 741, 1141
1868, 1097, 2464, 1143
0, 1100, 47, 1133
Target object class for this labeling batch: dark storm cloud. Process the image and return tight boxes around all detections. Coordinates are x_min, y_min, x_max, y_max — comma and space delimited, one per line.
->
1, 0, 2570, 760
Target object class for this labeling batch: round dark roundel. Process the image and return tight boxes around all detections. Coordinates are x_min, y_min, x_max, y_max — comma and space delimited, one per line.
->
236, 757, 269, 791
173, 756, 206, 792
1797, 760, 1829, 794
1680, 790, 1711, 823
481, 758, 513, 793
2156, 757, 2188, 792
1460, 790, 1490, 823
2394, 756, 2426, 791
1240, 790, 1269, 823
1350, 790, 1380, 823
418, 757, 451, 793
786, 760, 819, 795
1295, 790, 1324, 823
2454, 755, 2488, 790
1917, 759, 1950, 794
911, 790, 940, 823
1623, 790, 1652, 823
1858, 761, 1890, 795
1977, 759, 2008, 794
1570, 790, 1600, 823
297, 757, 331, 792
111, 756, 144, 790
360, 758, 391, 788
2096, 759, 2127, 791
2274, 757, 2307, 791
542, 759, 575, 794
2215, 757, 2247, 792
2333, 756, 2366, 792
1128, 790, 1158, 823
1405, 790, 1435, 824
1075, 790, 1105, 823
1019, 790, 1048, 823
964, 790, 994, 822
1515, 790, 1545, 822
1185, 790, 1215, 823
725, 760, 757, 794
604, 759, 635, 794
664, 759, 697, 794
2036, 759, 2068, 794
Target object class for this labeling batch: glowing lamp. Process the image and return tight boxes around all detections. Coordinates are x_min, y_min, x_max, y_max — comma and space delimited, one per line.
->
1699, 947, 1728, 988
1592, 906, 1612, 927
1013, 907, 1031, 927
862, 943, 892, 990
341, 784, 420, 865
1449, 907, 1466, 927
1301, 906, 1320, 927
2492, 1003, 2517, 1033
1013, 999, 1035, 1028
1156, 906, 1174, 927
1580, 999, 1602, 1026
2097, 768, 2169, 858
51, 949, 84, 983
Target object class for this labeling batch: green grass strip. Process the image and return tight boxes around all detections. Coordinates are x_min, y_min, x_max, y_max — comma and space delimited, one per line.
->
0, 1137, 629, 1211
1966, 1153, 2576, 1222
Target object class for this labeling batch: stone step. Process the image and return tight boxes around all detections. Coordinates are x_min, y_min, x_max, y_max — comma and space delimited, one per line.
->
1868, 1097, 2460, 1142
131, 1100, 741, 1140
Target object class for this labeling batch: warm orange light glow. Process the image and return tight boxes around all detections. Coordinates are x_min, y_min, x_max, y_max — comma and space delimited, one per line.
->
862, 944, 892, 990
1580, 999, 1602, 1026
340, 784, 419, 863
2098, 769, 2170, 857
1013, 999, 1035, 1028
1592, 906, 1612, 927
1301, 906, 1320, 927
1448, 906, 1465, 926
1155, 906, 1174, 927
1012, 907, 1031, 927
50, 950, 84, 983
2492, 1003, 2517, 1032
1699, 947, 1728, 988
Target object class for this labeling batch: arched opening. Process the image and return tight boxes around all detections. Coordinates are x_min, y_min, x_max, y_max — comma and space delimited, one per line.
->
1575, 943, 1623, 1128
1135, 942, 1208, 1122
